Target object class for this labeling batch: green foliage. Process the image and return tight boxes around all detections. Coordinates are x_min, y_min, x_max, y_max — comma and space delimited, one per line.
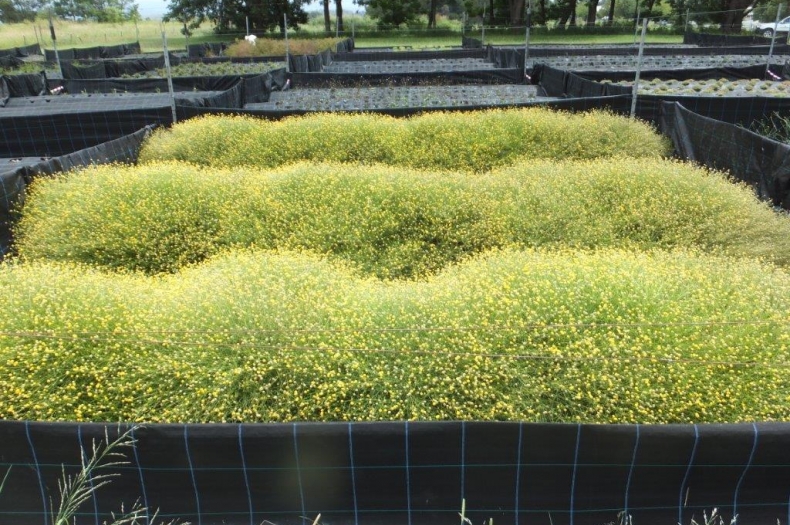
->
747, 111, 790, 143
15, 158, 790, 277
138, 109, 671, 172
52, 0, 139, 22
1, 248, 790, 423
165, 0, 307, 34
362, 0, 423, 28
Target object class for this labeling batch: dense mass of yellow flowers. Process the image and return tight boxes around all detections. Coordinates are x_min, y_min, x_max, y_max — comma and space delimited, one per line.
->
3, 108, 790, 424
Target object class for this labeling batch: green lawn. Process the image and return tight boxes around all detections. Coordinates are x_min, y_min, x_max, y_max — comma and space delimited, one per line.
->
353, 32, 683, 48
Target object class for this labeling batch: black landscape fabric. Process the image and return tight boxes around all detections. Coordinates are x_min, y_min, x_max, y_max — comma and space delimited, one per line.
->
0, 106, 172, 158
660, 101, 790, 208
683, 31, 774, 47
0, 125, 153, 257
0, 421, 788, 525
188, 42, 228, 58
0, 43, 41, 58
0, 55, 24, 70
333, 48, 486, 62
2, 72, 48, 97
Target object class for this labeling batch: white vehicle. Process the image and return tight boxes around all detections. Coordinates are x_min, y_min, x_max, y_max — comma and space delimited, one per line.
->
755, 16, 790, 38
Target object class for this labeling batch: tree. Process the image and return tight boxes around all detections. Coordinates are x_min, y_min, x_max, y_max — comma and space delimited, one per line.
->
323, 0, 330, 31
362, 0, 421, 27
0, 0, 46, 21
335, 0, 342, 31
165, 0, 307, 34
427, 0, 437, 27
52, 0, 140, 21
547, 0, 577, 26
585, 0, 599, 25
668, 0, 763, 32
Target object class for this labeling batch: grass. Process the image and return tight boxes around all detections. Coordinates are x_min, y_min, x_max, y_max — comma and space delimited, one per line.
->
0, 18, 222, 53
0, 16, 683, 53
354, 32, 683, 48
747, 111, 790, 143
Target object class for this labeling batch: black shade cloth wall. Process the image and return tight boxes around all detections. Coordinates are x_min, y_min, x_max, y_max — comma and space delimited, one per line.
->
288, 49, 333, 73
0, 77, 8, 108
59, 54, 183, 80
187, 42, 228, 58
463, 36, 483, 48
0, 125, 154, 257
683, 32, 774, 47
533, 64, 633, 97
283, 38, 354, 71
1, 72, 48, 97
198, 55, 285, 64
1, 421, 789, 525
0, 43, 41, 58
0, 55, 24, 70
660, 101, 790, 208
335, 37, 354, 53
0, 106, 172, 158
44, 42, 141, 62
333, 48, 486, 62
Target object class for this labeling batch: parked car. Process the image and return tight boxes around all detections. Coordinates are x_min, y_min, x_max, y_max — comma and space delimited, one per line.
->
755, 16, 790, 38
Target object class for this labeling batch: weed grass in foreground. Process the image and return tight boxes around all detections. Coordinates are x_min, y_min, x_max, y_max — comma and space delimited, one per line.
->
137, 108, 671, 172
1, 248, 789, 423
14, 159, 790, 276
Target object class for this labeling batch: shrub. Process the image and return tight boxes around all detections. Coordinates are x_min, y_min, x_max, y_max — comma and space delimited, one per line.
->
14, 159, 790, 276
0, 248, 788, 423
137, 108, 672, 172
224, 37, 344, 57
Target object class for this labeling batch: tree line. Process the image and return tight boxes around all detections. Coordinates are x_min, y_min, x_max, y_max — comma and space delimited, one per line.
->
0, 0, 770, 35
0, 0, 139, 22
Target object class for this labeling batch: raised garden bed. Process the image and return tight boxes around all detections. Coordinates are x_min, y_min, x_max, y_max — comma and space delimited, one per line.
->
603, 77, 790, 96
248, 84, 544, 111
527, 54, 784, 71
120, 61, 285, 78
324, 58, 496, 73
